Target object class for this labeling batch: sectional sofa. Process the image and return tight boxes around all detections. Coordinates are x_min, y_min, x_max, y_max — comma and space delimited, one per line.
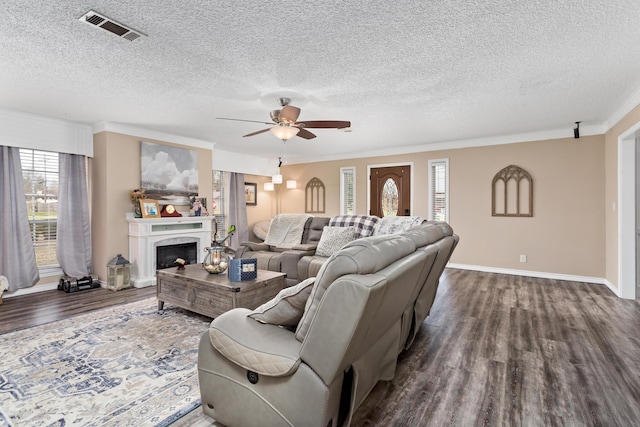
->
198, 221, 459, 426
236, 214, 427, 286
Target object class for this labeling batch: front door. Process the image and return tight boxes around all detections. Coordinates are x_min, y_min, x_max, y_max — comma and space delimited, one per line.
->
370, 165, 411, 217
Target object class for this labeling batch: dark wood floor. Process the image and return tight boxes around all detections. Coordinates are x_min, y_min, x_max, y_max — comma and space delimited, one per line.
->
352, 269, 640, 426
2, 270, 640, 427
0, 285, 156, 334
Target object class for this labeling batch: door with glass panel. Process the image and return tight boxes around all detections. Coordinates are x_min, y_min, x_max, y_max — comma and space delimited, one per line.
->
370, 165, 411, 217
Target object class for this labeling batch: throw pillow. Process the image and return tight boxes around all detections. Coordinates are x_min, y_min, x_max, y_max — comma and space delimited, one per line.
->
315, 226, 356, 257
248, 277, 316, 326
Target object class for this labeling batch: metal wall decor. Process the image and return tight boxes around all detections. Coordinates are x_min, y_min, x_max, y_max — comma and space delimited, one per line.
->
491, 165, 533, 217
305, 177, 325, 213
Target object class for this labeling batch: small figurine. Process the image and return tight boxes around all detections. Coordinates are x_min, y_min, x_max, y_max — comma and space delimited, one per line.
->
174, 258, 187, 270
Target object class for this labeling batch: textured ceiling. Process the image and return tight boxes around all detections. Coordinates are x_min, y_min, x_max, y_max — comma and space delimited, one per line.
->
2, 1, 640, 163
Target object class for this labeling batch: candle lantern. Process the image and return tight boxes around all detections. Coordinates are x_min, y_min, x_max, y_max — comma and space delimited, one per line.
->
107, 254, 132, 290
203, 244, 229, 274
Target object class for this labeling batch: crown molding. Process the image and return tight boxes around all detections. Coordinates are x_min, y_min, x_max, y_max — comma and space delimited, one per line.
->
93, 121, 215, 151
288, 124, 605, 164
604, 85, 640, 132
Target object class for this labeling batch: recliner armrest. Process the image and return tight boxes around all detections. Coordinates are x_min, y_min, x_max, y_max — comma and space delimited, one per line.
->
280, 250, 315, 281
290, 243, 318, 252
239, 241, 270, 252
208, 308, 303, 377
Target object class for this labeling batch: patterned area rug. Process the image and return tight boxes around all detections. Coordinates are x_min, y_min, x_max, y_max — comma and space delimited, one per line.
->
0, 298, 211, 426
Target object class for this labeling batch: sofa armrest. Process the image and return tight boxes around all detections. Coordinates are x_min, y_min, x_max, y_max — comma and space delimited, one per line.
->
239, 241, 270, 252
280, 250, 315, 281
290, 243, 319, 252
208, 308, 302, 377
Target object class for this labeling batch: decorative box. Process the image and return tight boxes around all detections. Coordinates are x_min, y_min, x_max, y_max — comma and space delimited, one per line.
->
229, 258, 258, 282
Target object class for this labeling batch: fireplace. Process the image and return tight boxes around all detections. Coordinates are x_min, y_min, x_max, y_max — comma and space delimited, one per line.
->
156, 242, 197, 269
127, 216, 212, 288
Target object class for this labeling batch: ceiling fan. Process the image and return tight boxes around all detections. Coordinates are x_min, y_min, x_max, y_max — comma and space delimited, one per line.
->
217, 98, 351, 141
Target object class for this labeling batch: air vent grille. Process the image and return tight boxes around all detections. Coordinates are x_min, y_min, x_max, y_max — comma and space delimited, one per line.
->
79, 10, 145, 42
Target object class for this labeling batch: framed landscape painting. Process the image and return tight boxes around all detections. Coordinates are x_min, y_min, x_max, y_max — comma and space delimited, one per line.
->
140, 141, 198, 200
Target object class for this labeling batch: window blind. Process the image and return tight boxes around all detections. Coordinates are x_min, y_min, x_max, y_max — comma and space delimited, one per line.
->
20, 148, 60, 268
340, 167, 355, 215
428, 159, 449, 222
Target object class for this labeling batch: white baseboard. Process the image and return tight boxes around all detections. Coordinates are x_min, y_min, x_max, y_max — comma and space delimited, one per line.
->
3, 281, 60, 298
3, 279, 108, 299
447, 263, 609, 286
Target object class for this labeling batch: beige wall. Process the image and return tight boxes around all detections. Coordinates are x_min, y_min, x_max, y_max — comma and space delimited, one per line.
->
280, 135, 606, 278
91, 132, 212, 281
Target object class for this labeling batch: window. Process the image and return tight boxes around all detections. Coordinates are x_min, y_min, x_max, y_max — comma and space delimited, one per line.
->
212, 170, 226, 241
20, 149, 59, 268
428, 159, 449, 222
340, 167, 355, 215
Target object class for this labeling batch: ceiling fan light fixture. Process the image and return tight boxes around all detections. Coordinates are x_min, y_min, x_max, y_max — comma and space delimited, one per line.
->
270, 124, 299, 141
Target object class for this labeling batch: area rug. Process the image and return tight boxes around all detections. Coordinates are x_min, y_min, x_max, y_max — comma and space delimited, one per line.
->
0, 297, 212, 426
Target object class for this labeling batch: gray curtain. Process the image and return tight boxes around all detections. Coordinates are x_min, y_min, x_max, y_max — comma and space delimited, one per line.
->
56, 153, 92, 278
0, 146, 40, 290
228, 172, 248, 250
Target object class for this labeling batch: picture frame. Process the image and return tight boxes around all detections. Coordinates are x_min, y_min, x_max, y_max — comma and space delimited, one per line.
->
140, 199, 161, 218
189, 196, 208, 216
244, 182, 257, 206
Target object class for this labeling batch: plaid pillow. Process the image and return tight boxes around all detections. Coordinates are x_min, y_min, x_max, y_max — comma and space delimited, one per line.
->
328, 215, 380, 239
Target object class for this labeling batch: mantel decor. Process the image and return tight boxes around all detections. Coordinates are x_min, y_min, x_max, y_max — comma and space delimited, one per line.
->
491, 165, 533, 217
140, 199, 161, 218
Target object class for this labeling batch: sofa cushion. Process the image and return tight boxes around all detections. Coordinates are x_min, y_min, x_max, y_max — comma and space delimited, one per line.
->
315, 226, 356, 257
252, 220, 270, 241
328, 215, 379, 239
209, 308, 302, 377
248, 277, 316, 326
302, 217, 330, 244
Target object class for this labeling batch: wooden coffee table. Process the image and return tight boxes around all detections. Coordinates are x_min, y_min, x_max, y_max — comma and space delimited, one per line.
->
156, 264, 287, 318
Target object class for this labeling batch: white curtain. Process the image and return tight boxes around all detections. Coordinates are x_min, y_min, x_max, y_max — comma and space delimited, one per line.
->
227, 172, 248, 250
0, 146, 40, 290
56, 153, 92, 278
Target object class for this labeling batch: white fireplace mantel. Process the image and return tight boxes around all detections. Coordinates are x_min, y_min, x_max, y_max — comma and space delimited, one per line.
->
127, 216, 213, 287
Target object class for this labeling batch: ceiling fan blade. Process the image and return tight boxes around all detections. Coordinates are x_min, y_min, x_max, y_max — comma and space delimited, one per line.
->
280, 105, 301, 123
243, 128, 271, 137
217, 117, 273, 125
296, 128, 316, 140
296, 120, 351, 129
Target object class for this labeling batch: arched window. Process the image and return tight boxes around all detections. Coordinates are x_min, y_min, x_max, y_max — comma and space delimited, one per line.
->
492, 165, 533, 217
305, 177, 325, 213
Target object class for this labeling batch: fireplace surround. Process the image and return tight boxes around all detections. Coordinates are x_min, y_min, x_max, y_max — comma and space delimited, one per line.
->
127, 216, 212, 287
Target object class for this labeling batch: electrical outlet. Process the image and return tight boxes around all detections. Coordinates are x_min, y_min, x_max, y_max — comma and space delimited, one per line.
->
520, 255, 527, 263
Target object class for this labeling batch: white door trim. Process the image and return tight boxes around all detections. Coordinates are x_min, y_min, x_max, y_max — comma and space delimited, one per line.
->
618, 122, 640, 299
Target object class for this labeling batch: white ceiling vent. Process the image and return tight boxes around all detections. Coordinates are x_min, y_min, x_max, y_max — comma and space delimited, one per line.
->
79, 10, 145, 42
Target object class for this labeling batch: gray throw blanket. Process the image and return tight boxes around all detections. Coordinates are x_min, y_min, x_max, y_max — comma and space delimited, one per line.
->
263, 214, 312, 248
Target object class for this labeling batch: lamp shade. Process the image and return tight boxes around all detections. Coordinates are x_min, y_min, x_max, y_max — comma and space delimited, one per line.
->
272, 174, 283, 184
286, 180, 297, 189
270, 125, 300, 141
264, 182, 275, 191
